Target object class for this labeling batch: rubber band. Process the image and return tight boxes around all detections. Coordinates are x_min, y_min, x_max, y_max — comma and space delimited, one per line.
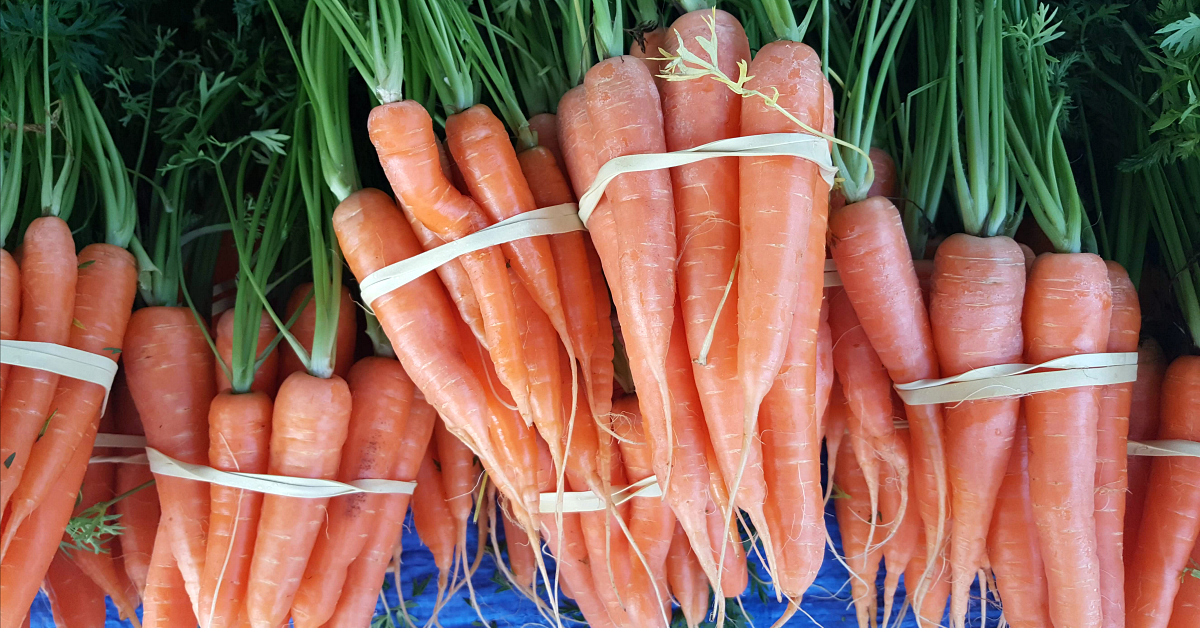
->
536, 475, 662, 514
0, 340, 120, 412
1127, 439, 1200, 458
894, 352, 1138, 405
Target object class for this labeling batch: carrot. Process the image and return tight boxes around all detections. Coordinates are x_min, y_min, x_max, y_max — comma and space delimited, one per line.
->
630, 27, 668, 77
1167, 543, 1200, 628
1022, 252, 1113, 628
142, 520, 199, 628
829, 197, 949, 564
824, 381, 850, 498
0, 249, 19, 398
833, 427, 884, 628
503, 507, 537, 590
0, 217, 78, 518
395, 201, 486, 346
215, 310, 280, 395
278, 283, 357, 384
667, 522, 711, 628
510, 271, 565, 450
321, 391, 437, 628
290, 357, 415, 628
879, 429, 919, 628
44, 550, 107, 628
412, 444, 457, 617
1126, 338, 1167, 563
815, 301, 834, 433
528, 112, 566, 173
1125, 356, 1200, 628
1096, 262, 1141, 628
905, 526, 951, 627
988, 417, 1053, 628
367, 102, 532, 419
613, 395, 676, 584
2, 244, 137, 548
123, 306, 217, 608
0, 418, 94, 628
244, 372, 352, 628
927, 233, 1026, 625
702, 442, 747, 599
109, 371, 159, 597
196, 391, 273, 628
435, 415, 482, 565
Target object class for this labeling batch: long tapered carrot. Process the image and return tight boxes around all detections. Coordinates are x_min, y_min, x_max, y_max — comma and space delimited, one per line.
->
123, 306, 216, 609
834, 430, 884, 628
905, 526, 951, 627
412, 444, 457, 618
434, 415, 482, 600
367, 102, 532, 418
0, 418, 94, 628
1126, 338, 1167, 564
197, 391, 273, 628
2, 244, 137, 546
702, 441, 747, 599
613, 396, 676, 584
510, 270, 565, 449
278, 283, 357, 385
290, 357, 415, 628
1125, 356, 1200, 628
0, 249, 19, 398
1167, 543, 1200, 628
0, 217, 77, 516
503, 507, 538, 590
988, 417, 1053, 628
829, 197, 949, 563
216, 310, 279, 396
1097, 262, 1141, 628
321, 391, 437, 628
879, 428, 918, 628
667, 522, 711, 628
928, 233, 1026, 626
142, 520, 199, 628
1023, 252, 1112, 628
112, 373, 159, 597
245, 372, 352, 628
45, 550, 107, 628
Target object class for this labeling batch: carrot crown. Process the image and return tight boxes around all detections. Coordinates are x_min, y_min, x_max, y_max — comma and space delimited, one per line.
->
592, 0, 624, 60
410, 0, 481, 116
312, 0, 405, 105
456, 1, 538, 150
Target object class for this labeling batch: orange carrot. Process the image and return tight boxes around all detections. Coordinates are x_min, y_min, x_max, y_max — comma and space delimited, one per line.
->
667, 522, 711, 628
367, 102, 532, 418
435, 416, 482, 583
815, 300, 834, 433
928, 233, 1026, 625
244, 372, 352, 627
395, 201, 486, 346
988, 417, 1053, 628
0, 217, 77, 517
321, 391, 437, 628
0, 418, 94, 628
1167, 543, 1200, 628
879, 428, 919, 628
1023, 252, 1112, 627
215, 310, 279, 396
1125, 356, 1200, 628
905, 526, 951, 627
278, 283, 357, 384
412, 444, 457, 616
44, 550, 107, 628
290, 357, 415, 628
503, 507, 537, 590
824, 381, 850, 497
834, 427, 884, 628
702, 442, 747, 599
1096, 262, 1141, 628
613, 395, 676, 584
528, 112, 566, 174
510, 270, 565, 452
142, 520, 199, 628
112, 373, 159, 597
1126, 338, 1167, 563
197, 391, 273, 628
0, 249, 19, 398
123, 306, 217, 608
2, 244, 137, 545
630, 27, 668, 77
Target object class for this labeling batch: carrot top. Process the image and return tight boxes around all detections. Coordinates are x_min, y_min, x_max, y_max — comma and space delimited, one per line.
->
312, 0, 405, 105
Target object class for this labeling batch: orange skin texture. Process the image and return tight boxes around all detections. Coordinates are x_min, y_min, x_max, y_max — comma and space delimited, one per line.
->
1096, 262, 1141, 628
988, 418, 1053, 628
630, 27, 668, 79
122, 306, 217, 609
1023, 252, 1113, 628
879, 429, 919, 628
1125, 356, 1200, 628
815, 302, 834, 434
215, 310, 279, 396
0, 419, 94, 628
829, 196, 948, 566
1125, 339, 1166, 563
412, 446, 456, 608
142, 520, 199, 628
0, 248, 20, 397
906, 526, 951, 626
435, 414, 479, 551
0, 217, 77, 517
527, 113, 566, 174
199, 392, 273, 628
928, 233, 1026, 626
2, 245, 136, 550
667, 522, 710, 628
112, 374, 159, 597
45, 550, 108, 628
278, 283, 357, 384
1166, 543, 1200, 628
510, 271, 565, 463
833, 431, 884, 628
614, 396, 676, 587
504, 507, 537, 590
368, 101, 532, 419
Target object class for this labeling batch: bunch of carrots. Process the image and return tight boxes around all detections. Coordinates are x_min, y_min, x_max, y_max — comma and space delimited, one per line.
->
4, 0, 1200, 627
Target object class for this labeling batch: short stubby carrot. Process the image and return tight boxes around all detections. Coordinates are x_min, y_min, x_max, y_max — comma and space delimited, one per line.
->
1023, 252, 1113, 628
245, 372, 352, 628
123, 305, 217, 609
44, 550, 107, 628
1097, 262, 1141, 628
142, 520, 198, 628
0, 249, 19, 397
1125, 356, 1200, 628
1126, 337, 1166, 564
829, 197, 948, 563
367, 102, 532, 418
216, 310, 280, 395
929, 233, 1026, 625
290, 357, 414, 628
278, 283, 357, 385
988, 417, 1053, 628
0, 216, 78, 517
198, 391, 273, 628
